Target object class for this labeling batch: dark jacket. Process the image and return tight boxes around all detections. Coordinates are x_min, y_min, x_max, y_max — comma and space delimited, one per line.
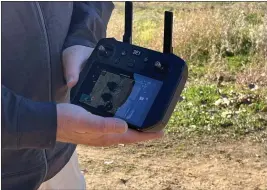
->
1, 2, 114, 189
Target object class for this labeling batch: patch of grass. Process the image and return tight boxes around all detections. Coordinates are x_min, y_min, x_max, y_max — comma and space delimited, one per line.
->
226, 55, 250, 73
245, 13, 263, 25
181, 85, 220, 105
166, 84, 267, 137
134, 19, 158, 45
188, 64, 206, 79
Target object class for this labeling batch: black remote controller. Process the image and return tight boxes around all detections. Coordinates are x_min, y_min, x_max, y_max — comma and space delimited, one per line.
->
71, 2, 188, 132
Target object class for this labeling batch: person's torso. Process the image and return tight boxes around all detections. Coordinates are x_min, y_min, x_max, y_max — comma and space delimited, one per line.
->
2, 1, 73, 103
1, 2, 77, 189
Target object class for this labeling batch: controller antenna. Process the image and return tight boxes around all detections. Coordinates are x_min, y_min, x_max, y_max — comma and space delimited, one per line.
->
123, 1, 133, 44
163, 11, 173, 54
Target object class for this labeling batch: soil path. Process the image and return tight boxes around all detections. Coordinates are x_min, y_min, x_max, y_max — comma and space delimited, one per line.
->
77, 136, 267, 190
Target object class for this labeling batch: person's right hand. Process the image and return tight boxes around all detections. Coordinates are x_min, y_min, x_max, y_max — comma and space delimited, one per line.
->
56, 103, 164, 146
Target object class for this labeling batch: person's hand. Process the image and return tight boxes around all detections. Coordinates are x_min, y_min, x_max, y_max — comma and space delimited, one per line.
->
62, 45, 94, 88
60, 45, 164, 146
56, 103, 163, 146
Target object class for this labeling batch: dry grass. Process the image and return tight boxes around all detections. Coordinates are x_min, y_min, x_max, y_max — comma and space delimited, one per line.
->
107, 2, 267, 85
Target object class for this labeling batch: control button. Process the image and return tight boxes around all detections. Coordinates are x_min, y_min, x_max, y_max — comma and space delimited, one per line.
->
127, 59, 135, 68
154, 61, 162, 69
127, 62, 135, 68
121, 50, 127, 56
154, 61, 166, 72
144, 57, 149, 63
132, 49, 142, 56
98, 45, 108, 57
98, 45, 105, 51
98, 45, 113, 57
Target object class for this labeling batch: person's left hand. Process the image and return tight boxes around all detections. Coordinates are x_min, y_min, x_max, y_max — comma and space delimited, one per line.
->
62, 45, 94, 88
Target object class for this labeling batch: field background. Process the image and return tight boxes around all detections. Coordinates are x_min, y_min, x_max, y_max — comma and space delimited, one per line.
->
77, 2, 267, 190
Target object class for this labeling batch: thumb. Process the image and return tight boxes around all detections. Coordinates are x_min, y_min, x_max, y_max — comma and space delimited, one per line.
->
62, 48, 82, 88
64, 61, 80, 88
63, 46, 94, 88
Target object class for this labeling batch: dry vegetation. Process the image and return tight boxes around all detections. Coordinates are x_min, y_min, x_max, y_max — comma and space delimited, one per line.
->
78, 2, 267, 190
108, 2, 267, 85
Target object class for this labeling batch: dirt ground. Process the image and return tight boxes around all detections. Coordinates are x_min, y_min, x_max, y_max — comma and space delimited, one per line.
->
77, 135, 267, 190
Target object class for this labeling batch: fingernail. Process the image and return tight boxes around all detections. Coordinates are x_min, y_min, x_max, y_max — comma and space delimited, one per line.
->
112, 118, 128, 133
67, 77, 74, 84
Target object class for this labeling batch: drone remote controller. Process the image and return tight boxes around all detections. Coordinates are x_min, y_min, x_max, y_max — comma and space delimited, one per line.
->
71, 2, 188, 132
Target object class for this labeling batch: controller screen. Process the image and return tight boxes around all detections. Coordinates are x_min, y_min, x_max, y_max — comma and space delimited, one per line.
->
79, 70, 163, 127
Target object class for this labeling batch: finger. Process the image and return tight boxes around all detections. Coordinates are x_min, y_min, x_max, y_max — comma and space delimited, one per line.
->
62, 47, 84, 88
82, 113, 128, 134
62, 51, 80, 88
63, 46, 94, 88
101, 129, 164, 146
64, 60, 80, 88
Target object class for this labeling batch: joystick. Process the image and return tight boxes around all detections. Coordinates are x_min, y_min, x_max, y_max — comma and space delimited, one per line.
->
71, 2, 188, 132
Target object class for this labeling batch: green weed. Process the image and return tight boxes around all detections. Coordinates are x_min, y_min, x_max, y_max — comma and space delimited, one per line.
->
166, 84, 267, 137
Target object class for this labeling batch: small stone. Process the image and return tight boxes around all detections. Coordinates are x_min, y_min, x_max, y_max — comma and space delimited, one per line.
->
104, 160, 114, 165
248, 83, 256, 89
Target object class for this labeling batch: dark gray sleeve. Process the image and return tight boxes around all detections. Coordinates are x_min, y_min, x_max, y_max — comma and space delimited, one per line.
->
63, 1, 114, 49
1, 85, 57, 149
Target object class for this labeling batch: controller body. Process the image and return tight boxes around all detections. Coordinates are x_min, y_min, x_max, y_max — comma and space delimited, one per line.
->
71, 38, 188, 132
